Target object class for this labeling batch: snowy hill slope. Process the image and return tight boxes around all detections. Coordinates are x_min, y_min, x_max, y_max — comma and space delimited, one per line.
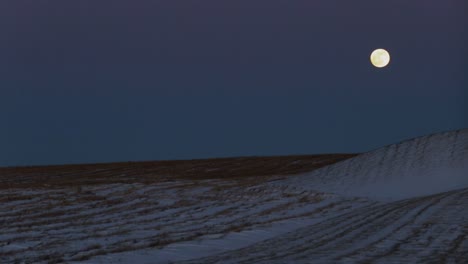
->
287, 129, 468, 200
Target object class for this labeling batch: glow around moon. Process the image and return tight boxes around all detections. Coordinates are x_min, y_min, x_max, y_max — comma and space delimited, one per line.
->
370, 49, 390, 68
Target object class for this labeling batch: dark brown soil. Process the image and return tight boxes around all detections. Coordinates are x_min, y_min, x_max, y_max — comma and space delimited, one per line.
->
0, 154, 357, 188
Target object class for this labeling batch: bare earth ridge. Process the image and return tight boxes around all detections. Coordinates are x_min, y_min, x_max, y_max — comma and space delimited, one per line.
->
0, 154, 356, 189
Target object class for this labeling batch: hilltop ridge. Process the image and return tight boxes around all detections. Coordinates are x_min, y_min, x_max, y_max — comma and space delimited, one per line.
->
287, 128, 468, 200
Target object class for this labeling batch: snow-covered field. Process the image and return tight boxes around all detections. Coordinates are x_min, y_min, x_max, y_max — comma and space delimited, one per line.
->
1, 129, 467, 263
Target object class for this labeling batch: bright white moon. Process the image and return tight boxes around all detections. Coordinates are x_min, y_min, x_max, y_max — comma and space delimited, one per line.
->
370, 49, 390, 68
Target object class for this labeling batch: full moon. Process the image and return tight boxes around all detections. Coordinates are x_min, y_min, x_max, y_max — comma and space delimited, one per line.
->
370, 49, 390, 68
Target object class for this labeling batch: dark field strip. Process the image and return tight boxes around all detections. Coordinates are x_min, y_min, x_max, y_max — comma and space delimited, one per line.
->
0, 154, 357, 188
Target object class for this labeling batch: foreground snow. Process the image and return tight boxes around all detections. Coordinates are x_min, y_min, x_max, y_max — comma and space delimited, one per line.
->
0, 129, 467, 263
1, 179, 370, 263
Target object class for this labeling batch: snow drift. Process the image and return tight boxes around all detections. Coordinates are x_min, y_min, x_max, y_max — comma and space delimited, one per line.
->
289, 129, 468, 200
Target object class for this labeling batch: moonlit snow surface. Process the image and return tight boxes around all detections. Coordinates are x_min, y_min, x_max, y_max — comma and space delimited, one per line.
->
287, 129, 468, 200
1, 129, 467, 263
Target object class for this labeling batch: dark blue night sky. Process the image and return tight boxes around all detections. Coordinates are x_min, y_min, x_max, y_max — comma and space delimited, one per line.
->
0, 1, 467, 166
